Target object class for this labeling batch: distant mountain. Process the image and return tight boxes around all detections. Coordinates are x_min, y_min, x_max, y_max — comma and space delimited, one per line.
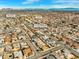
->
49, 8, 79, 12
23, 8, 79, 11
19, 8, 79, 12
1, 8, 79, 12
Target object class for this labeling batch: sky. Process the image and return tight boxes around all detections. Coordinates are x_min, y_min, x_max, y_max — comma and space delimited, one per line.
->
0, 0, 79, 8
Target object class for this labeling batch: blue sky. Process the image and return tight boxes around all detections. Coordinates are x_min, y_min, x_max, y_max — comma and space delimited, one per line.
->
0, 0, 79, 8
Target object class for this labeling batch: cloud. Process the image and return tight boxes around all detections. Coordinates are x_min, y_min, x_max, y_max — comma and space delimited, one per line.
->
22, 0, 40, 4
54, 0, 79, 4
51, 0, 79, 8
